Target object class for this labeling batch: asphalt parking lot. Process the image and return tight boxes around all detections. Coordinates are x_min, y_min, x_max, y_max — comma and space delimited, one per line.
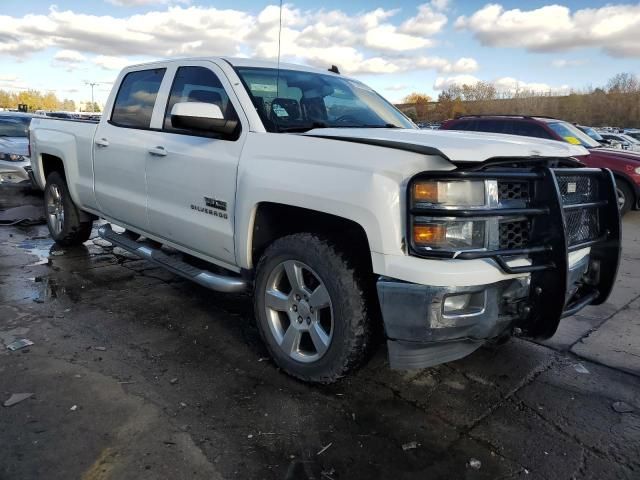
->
1, 184, 639, 480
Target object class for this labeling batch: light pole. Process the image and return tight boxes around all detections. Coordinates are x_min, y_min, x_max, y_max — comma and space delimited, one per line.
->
85, 82, 98, 112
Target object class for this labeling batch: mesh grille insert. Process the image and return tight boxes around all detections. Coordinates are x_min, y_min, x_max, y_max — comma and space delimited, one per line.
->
499, 219, 530, 249
498, 181, 530, 201
557, 175, 598, 205
565, 208, 600, 245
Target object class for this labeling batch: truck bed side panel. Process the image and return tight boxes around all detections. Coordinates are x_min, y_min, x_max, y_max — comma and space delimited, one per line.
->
30, 117, 99, 211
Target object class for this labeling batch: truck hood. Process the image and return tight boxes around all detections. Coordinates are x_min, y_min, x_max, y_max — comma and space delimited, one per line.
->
304, 128, 588, 163
588, 147, 640, 163
0, 136, 29, 156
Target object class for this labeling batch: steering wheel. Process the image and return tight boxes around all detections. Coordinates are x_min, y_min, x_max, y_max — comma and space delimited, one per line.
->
334, 114, 361, 124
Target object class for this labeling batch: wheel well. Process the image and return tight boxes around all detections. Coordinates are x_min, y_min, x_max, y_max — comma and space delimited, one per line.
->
41, 154, 65, 180
251, 203, 373, 271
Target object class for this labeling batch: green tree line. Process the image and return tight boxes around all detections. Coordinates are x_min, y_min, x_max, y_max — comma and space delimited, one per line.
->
398, 72, 640, 128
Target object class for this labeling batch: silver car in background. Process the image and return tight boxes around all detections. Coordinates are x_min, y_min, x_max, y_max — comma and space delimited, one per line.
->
0, 112, 33, 185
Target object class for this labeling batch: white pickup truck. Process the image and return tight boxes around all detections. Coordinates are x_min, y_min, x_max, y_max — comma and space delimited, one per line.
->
30, 58, 621, 383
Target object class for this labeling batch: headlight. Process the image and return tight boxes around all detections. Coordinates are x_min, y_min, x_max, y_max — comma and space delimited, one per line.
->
412, 180, 485, 207
0, 153, 27, 162
413, 219, 486, 249
635, 166, 640, 175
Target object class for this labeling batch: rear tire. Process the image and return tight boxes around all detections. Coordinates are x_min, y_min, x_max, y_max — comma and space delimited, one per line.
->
616, 180, 633, 216
254, 233, 374, 383
44, 171, 93, 246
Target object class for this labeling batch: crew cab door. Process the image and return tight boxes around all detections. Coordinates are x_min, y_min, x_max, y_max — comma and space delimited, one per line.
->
144, 61, 247, 266
94, 67, 168, 229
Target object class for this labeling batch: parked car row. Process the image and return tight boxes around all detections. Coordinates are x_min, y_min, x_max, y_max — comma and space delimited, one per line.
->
0, 112, 33, 185
0, 111, 101, 186
440, 115, 640, 214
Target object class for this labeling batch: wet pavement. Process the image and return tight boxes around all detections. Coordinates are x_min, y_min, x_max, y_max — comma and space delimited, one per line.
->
1, 185, 639, 480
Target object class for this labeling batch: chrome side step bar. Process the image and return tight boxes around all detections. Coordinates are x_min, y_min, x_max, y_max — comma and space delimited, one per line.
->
98, 224, 247, 293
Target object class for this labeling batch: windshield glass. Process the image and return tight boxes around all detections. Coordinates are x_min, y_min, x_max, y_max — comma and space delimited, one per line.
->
235, 67, 415, 132
0, 117, 30, 138
620, 134, 640, 144
580, 126, 603, 141
626, 132, 640, 141
547, 121, 601, 148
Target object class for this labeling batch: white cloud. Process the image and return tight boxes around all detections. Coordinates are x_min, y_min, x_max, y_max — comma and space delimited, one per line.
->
384, 84, 410, 92
400, 3, 448, 36
0, 4, 470, 76
434, 75, 480, 90
106, 0, 190, 6
93, 55, 132, 71
434, 74, 571, 94
455, 3, 640, 57
551, 58, 587, 68
430, 0, 451, 12
492, 77, 571, 94
53, 49, 86, 63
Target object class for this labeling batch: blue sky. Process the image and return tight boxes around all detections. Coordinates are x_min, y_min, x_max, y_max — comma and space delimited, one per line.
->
0, 0, 638, 108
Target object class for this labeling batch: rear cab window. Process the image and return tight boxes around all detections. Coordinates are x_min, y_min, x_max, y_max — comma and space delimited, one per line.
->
110, 68, 166, 128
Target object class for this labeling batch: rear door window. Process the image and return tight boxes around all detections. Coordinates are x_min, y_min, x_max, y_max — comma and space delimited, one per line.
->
475, 120, 507, 134
111, 68, 166, 128
451, 119, 475, 130
508, 121, 553, 139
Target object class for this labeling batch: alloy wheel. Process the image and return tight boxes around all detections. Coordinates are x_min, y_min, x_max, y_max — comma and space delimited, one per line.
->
46, 184, 65, 235
263, 260, 334, 363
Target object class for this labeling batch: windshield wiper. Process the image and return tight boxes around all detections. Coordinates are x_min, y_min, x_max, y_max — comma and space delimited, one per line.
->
277, 121, 330, 133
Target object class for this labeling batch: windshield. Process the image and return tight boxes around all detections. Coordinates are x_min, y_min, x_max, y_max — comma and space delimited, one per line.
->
626, 132, 640, 141
235, 67, 415, 132
579, 126, 604, 141
620, 134, 640, 144
0, 117, 30, 138
547, 121, 601, 148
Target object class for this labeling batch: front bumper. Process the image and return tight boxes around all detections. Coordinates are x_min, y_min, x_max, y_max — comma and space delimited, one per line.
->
380, 164, 621, 370
0, 159, 31, 184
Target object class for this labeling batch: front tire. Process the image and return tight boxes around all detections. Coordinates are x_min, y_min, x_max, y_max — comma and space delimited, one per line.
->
616, 180, 633, 216
254, 233, 374, 383
44, 171, 93, 246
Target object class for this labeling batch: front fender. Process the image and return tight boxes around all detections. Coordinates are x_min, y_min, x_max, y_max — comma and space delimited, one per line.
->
234, 132, 454, 269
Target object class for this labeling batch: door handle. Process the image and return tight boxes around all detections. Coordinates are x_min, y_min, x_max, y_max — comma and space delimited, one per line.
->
148, 146, 167, 157
95, 138, 109, 147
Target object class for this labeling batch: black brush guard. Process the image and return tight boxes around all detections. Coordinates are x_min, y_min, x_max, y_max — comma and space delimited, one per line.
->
408, 166, 621, 338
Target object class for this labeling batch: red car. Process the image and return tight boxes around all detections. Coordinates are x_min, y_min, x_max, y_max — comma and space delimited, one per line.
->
440, 115, 640, 214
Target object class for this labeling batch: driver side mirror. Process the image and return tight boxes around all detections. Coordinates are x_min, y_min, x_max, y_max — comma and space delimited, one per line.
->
171, 102, 238, 136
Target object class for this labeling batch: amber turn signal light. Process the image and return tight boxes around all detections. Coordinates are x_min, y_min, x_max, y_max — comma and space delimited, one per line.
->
413, 224, 446, 245
413, 181, 439, 203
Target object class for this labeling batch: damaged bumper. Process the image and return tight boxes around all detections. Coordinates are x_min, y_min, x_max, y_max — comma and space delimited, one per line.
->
380, 164, 621, 370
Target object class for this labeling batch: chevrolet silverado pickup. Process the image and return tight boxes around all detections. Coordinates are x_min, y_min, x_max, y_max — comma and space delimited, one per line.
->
29, 58, 621, 383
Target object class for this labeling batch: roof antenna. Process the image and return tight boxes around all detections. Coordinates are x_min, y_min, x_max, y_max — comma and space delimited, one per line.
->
328, 65, 340, 74
276, 0, 283, 99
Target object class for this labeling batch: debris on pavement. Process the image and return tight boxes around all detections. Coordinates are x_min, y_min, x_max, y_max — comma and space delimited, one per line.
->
317, 442, 333, 455
169, 377, 178, 384
93, 346, 107, 351
469, 458, 482, 470
0, 205, 45, 226
573, 363, 590, 374
70, 405, 78, 411
7, 338, 34, 351
3, 393, 34, 407
402, 441, 419, 451
611, 401, 634, 413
